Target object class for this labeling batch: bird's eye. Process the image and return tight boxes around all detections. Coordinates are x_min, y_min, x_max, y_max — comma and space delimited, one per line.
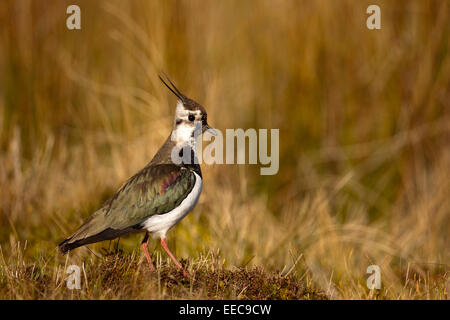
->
188, 115, 195, 122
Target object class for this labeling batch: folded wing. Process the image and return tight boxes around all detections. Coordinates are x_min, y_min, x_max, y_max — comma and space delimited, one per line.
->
58, 164, 196, 254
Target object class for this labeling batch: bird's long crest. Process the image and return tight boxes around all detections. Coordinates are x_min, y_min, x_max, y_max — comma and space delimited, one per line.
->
159, 73, 186, 101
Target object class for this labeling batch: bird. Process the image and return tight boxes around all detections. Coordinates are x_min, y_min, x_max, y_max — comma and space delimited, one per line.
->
58, 74, 216, 278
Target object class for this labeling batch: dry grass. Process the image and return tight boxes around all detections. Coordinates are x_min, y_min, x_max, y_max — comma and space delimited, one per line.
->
0, 0, 449, 299
0, 245, 327, 299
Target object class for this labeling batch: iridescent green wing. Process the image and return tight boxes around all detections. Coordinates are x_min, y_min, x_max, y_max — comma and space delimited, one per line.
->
103, 164, 196, 230
58, 164, 197, 253
66, 164, 196, 240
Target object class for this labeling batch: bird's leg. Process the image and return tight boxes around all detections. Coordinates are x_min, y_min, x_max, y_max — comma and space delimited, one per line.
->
141, 232, 155, 271
160, 238, 190, 278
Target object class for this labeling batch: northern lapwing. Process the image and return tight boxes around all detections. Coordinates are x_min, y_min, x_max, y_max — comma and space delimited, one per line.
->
58, 74, 216, 278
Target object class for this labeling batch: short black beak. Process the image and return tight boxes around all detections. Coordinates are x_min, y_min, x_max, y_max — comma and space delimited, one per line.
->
202, 122, 217, 136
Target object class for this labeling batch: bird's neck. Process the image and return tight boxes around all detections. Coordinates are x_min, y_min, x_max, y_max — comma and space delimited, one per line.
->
149, 130, 199, 166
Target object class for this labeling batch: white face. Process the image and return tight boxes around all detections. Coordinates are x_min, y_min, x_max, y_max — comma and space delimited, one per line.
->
171, 100, 203, 146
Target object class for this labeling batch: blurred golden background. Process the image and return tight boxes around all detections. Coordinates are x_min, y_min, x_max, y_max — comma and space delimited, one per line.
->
0, 0, 448, 298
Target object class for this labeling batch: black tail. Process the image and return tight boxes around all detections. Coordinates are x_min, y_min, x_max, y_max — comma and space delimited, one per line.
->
58, 227, 136, 255
58, 238, 83, 255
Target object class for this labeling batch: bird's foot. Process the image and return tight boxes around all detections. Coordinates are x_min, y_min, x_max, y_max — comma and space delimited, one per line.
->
145, 260, 156, 272
182, 269, 191, 279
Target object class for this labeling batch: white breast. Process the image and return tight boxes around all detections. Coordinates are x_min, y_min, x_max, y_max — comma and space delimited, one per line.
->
143, 172, 202, 239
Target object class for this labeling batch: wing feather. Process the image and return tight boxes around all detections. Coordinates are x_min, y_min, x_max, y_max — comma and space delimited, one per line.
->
58, 164, 196, 253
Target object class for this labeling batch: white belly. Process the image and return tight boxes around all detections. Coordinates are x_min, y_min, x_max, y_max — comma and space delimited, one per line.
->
143, 172, 202, 239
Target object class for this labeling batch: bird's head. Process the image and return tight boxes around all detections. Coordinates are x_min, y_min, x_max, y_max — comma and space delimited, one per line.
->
159, 74, 216, 145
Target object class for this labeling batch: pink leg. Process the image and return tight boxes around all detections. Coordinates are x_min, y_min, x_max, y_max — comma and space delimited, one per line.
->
141, 233, 155, 271
160, 238, 190, 278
